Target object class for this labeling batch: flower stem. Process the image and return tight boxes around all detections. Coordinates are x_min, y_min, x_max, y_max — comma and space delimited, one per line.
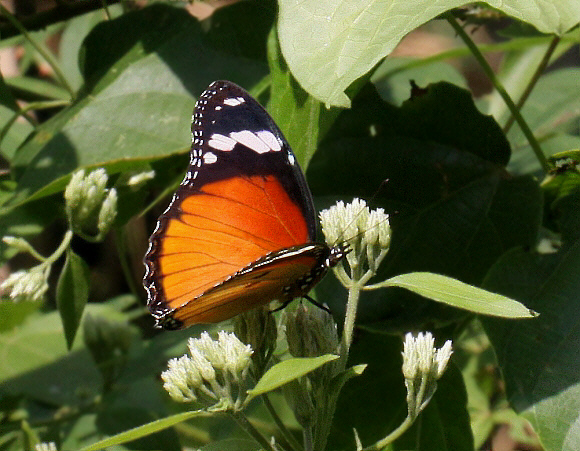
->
503, 35, 561, 134
45, 230, 74, 266
262, 394, 304, 451
445, 13, 549, 173
364, 414, 414, 450
0, 4, 75, 99
340, 282, 361, 364
230, 411, 278, 451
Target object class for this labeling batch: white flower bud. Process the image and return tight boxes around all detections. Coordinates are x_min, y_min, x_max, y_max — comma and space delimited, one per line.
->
127, 170, 155, 188
97, 188, 118, 235
1, 265, 49, 302
319, 198, 391, 278
2, 236, 36, 256
65, 168, 117, 240
163, 332, 253, 408
162, 356, 200, 402
435, 340, 453, 378
35, 442, 58, 451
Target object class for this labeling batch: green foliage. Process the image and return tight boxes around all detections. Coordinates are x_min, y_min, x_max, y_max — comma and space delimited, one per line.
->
57, 250, 90, 349
247, 355, 339, 400
0, 1, 578, 450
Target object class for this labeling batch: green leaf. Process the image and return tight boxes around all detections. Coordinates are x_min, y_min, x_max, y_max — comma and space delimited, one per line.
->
80, 410, 208, 451
59, 7, 122, 91
267, 27, 322, 169
384, 272, 536, 318
394, 82, 511, 166
506, 69, 580, 154
278, 0, 580, 107
247, 355, 339, 399
0, 300, 42, 333
203, 0, 276, 61
57, 249, 90, 350
481, 237, 580, 451
0, 73, 34, 161
372, 57, 468, 107
0, 310, 97, 404
8, 3, 267, 207
4, 76, 71, 101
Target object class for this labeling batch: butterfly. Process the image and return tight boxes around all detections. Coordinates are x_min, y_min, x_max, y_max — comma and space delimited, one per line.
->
143, 80, 348, 330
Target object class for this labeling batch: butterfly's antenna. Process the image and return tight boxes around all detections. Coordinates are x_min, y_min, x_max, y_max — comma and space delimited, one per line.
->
327, 179, 392, 248
368, 178, 390, 206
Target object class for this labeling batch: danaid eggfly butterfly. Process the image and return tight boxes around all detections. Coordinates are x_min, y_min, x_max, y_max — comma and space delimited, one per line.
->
143, 80, 348, 330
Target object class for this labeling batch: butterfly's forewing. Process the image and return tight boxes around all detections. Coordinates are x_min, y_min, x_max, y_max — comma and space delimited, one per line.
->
144, 81, 320, 328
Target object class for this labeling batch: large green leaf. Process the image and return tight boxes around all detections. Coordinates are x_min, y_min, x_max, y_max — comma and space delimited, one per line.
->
384, 272, 535, 318
7, 4, 267, 208
481, 239, 580, 450
372, 57, 468, 107
278, 0, 580, 107
0, 303, 127, 405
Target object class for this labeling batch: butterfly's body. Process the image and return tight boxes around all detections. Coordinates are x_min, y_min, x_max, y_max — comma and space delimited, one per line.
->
144, 81, 347, 330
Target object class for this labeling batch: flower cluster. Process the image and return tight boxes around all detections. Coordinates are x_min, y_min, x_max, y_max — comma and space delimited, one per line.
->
319, 198, 391, 279
285, 305, 339, 359
0, 233, 72, 302
401, 332, 453, 418
0, 263, 49, 302
64, 169, 117, 241
161, 331, 253, 411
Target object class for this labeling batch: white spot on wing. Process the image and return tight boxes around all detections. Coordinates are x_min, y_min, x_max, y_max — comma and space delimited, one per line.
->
256, 130, 282, 151
230, 130, 270, 154
203, 152, 218, 164
223, 96, 245, 106
208, 133, 237, 151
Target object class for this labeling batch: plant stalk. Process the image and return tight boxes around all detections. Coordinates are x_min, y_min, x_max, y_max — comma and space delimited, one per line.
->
0, 4, 75, 99
503, 35, 561, 133
445, 13, 550, 173
230, 411, 278, 451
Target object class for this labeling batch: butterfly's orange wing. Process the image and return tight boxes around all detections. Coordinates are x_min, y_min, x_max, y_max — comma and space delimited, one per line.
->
144, 81, 327, 329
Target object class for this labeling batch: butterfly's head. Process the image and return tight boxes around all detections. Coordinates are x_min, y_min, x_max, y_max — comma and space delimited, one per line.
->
319, 198, 391, 275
